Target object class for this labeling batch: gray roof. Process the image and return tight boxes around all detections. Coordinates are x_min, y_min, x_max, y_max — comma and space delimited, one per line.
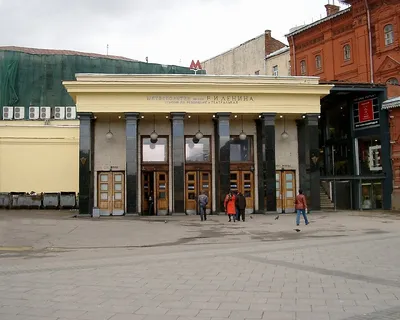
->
382, 96, 400, 110
285, 8, 351, 37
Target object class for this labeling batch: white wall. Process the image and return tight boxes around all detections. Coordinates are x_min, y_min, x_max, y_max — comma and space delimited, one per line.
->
275, 118, 299, 192
265, 50, 291, 76
202, 35, 266, 75
94, 119, 126, 210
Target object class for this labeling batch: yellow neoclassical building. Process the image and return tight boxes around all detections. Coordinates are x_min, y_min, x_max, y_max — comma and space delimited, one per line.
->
0, 74, 332, 215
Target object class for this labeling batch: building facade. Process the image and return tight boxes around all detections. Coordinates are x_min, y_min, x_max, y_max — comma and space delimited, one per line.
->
286, 0, 400, 96
265, 47, 291, 77
202, 30, 286, 75
286, 0, 398, 210
62, 74, 332, 215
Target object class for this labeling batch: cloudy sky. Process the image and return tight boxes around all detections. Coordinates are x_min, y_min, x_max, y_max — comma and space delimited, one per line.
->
0, 0, 347, 67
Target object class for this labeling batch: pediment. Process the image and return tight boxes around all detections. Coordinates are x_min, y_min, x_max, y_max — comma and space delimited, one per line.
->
376, 56, 400, 74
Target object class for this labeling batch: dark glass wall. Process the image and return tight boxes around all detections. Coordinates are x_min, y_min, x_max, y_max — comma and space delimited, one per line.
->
78, 113, 94, 215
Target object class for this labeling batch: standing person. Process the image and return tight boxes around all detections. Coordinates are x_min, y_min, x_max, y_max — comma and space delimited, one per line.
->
236, 191, 246, 222
234, 191, 239, 220
224, 191, 237, 222
198, 190, 209, 221
148, 191, 154, 216
295, 189, 309, 226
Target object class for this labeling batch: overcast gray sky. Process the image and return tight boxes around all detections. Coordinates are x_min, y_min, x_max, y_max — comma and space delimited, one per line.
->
0, 0, 347, 67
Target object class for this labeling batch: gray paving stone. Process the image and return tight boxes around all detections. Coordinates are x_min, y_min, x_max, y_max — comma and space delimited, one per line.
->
3, 213, 400, 320
109, 314, 144, 320
77, 311, 116, 320
166, 308, 200, 316
295, 311, 330, 320
197, 309, 231, 317
135, 306, 169, 315
218, 302, 250, 311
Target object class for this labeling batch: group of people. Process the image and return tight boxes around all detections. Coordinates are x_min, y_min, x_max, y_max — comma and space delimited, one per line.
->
198, 188, 309, 227
197, 189, 246, 222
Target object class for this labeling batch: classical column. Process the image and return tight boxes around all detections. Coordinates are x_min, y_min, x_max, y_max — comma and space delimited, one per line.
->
125, 113, 140, 214
296, 119, 307, 196
78, 112, 94, 215
257, 113, 276, 212
307, 114, 321, 211
171, 112, 185, 213
214, 113, 231, 212
298, 114, 321, 211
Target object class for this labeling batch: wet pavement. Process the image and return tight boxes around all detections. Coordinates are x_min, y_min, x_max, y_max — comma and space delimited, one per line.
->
1, 210, 400, 319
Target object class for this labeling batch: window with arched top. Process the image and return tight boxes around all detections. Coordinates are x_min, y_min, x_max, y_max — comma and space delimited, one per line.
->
300, 60, 307, 75
344, 44, 351, 61
315, 55, 322, 70
387, 78, 399, 85
384, 24, 394, 46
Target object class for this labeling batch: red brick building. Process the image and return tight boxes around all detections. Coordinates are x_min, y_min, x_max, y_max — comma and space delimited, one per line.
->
286, 0, 399, 97
286, 0, 399, 210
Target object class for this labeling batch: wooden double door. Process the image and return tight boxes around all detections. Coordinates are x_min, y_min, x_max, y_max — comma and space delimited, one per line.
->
276, 170, 296, 213
142, 171, 168, 215
97, 172, 125, 215
185, 171, 212, 215
230, 170, 254, 213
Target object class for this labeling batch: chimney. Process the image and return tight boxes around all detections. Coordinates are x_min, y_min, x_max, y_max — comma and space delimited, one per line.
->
325, 4, 340, 16
265, 30, 271, 38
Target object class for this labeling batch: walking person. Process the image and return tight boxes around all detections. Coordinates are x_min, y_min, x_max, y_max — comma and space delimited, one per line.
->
198, 190, 208, 221
236, 191, 246, 222
295, 189, 309, 226
224, 191, 237, 222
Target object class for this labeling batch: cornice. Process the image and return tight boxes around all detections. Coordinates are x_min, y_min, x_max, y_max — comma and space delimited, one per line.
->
71, 73, 320, 85
64, 82, 333, 96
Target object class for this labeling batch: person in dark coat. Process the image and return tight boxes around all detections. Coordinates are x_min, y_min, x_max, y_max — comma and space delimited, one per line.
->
236, 192, 246, 222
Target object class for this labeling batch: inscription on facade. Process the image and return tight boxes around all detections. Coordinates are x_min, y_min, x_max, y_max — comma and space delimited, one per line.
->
146, 95, 255, 105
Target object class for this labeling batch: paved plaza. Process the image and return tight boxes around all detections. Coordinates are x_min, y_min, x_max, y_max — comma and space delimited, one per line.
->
1, 210, 400, 320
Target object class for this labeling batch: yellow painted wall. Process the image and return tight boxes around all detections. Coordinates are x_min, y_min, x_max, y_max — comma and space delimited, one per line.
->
64, 74, 333, 115
75, 93, 323, 114
0, 121, 79, 193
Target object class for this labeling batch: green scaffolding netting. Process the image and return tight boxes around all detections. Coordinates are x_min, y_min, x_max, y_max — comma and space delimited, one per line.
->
0, 50, 205, 119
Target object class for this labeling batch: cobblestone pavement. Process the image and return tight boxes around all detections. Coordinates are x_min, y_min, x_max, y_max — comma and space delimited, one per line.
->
1, 210, 400, 319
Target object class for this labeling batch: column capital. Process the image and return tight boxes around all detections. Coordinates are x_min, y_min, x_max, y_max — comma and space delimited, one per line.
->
259, 112, 276, 119
170, 112, 186, 120
260, 113, 276, 126
77, 112, 93, 120
305, 113, 319, 126
125, 112, 140, 120
215, 112, 231, 119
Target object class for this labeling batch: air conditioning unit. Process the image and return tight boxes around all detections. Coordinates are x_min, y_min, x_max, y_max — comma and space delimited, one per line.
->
40, 106, 51, 120
14, 107, 25, 120
2, 106, 13, 120
54, 106, 65, 120
65, 106, 76, 119
29, 106, 40, 120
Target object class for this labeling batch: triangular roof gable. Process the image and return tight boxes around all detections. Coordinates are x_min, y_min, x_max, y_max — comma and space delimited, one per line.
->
376, 56, 400, 74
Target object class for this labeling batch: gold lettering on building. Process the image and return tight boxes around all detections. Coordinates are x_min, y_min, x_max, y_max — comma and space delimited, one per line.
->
146, 95, 255, 105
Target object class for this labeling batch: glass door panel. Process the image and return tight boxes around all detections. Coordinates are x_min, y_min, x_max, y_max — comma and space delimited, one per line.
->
241, 171, 254, 211
185, 171, 197, 213
156, 172, 168, 214
112, 173, 124, 214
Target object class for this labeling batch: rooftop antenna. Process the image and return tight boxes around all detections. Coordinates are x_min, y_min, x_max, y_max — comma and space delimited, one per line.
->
106, 44, 109, 56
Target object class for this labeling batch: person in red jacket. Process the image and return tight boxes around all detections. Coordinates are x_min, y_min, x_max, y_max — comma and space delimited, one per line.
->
224, 191, 237, 222
295, 189, 309, 226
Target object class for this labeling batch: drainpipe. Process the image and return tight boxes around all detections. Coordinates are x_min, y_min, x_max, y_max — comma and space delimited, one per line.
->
291, 36, 296, 76
365, 0, 374, 83
264, 56, 266, 75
